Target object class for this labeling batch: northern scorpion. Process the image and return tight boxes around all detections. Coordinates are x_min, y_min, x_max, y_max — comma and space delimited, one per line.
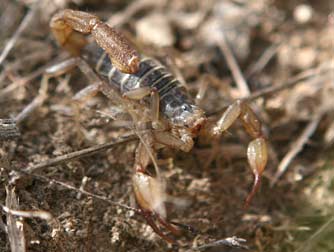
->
48, 9, 268, 243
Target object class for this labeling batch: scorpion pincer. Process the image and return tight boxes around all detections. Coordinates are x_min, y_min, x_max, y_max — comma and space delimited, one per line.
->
49, 9, 268, 243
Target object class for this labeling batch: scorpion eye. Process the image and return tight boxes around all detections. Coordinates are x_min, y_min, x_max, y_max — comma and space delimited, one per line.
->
181, 104, 190, 111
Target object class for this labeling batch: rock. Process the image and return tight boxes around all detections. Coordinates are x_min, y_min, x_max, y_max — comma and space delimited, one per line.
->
294, 4, 313, 24
136, 13, 175, 47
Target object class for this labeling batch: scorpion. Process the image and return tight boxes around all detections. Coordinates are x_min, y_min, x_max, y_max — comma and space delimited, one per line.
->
48, 9, 268, 243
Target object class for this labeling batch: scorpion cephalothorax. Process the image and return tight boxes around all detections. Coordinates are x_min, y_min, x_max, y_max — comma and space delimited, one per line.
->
48, 9, 268, 244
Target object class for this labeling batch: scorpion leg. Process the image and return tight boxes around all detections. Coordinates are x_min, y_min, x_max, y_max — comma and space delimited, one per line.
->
45, 57, 80, 76
45, 57, 103, 102
212, 100, 268, 208
124, 86, 195, 151
50, 9, 140, 74
123, 87, 162, 129
122, 86, 152, 100
150, 89, 160, 125
153, 131, 194, 152
72, 84, 101, 102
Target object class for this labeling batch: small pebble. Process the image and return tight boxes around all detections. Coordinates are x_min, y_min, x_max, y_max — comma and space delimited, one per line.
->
294, 4, 313, 24
136, 13, 175, 47
294, 47, 316, 69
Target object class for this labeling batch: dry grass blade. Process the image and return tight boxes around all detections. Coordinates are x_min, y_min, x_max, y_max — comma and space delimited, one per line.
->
271, 111, 324, 186
108, 0, 159, 27
246, 42, 283, 78
209, 63, 333, 116
0, 65, 47, 99
13, 170, 137, 212
1, 204, 52, 221
294, 215, 334, 252
0, 3, 37, 66
246, 62, 334, 102
25, 134, 137, 172
15, 75, 49, 124
218, 32, 250, 97
5, 186, 26, 252
193, 236, 249, 251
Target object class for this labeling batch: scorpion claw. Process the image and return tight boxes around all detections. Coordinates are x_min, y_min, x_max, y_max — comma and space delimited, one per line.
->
142, 210, 176, 244
132, 171, 181, 243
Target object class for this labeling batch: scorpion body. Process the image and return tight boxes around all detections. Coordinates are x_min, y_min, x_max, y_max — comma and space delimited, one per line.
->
48, 9, 268, 244
83, 43, 203, 130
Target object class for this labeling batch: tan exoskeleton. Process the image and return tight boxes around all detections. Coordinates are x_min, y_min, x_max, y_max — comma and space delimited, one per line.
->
48, 9, 268, 243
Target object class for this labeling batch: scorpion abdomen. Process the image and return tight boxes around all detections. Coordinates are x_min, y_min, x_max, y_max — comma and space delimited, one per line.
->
83, 43, 199, 126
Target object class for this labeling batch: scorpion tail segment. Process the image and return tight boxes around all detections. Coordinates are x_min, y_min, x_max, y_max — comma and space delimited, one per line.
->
245, 137, 268, 208
51, 9, 140, 73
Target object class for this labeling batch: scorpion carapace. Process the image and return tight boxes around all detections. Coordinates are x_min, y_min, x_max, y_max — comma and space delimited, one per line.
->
49, 9, 268, 244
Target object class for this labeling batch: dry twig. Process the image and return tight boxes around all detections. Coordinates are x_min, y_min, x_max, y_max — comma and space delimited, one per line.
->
25, 134, 138, 172
218, 32, 250, 97
0, 3, 37, 66
15, 75, 49, 124
1, 204, 52, 221
294, 215, 334, 252
271, 111, 325, 186
11, 169, 137, 212
246, 42, 283, 78
246, 62, 333, 102
193, 236, 249, 250
209, 62, 334, 116
0, 65, 47, 99
108, 0, 160, 27
5, 186, 26, 252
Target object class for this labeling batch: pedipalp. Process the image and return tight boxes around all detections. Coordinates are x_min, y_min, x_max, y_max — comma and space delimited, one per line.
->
50, 9, 140, 74
212, 100, 268, 208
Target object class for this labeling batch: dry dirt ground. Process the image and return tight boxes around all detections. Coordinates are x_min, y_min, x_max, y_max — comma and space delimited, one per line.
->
0, 0, 333, 251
